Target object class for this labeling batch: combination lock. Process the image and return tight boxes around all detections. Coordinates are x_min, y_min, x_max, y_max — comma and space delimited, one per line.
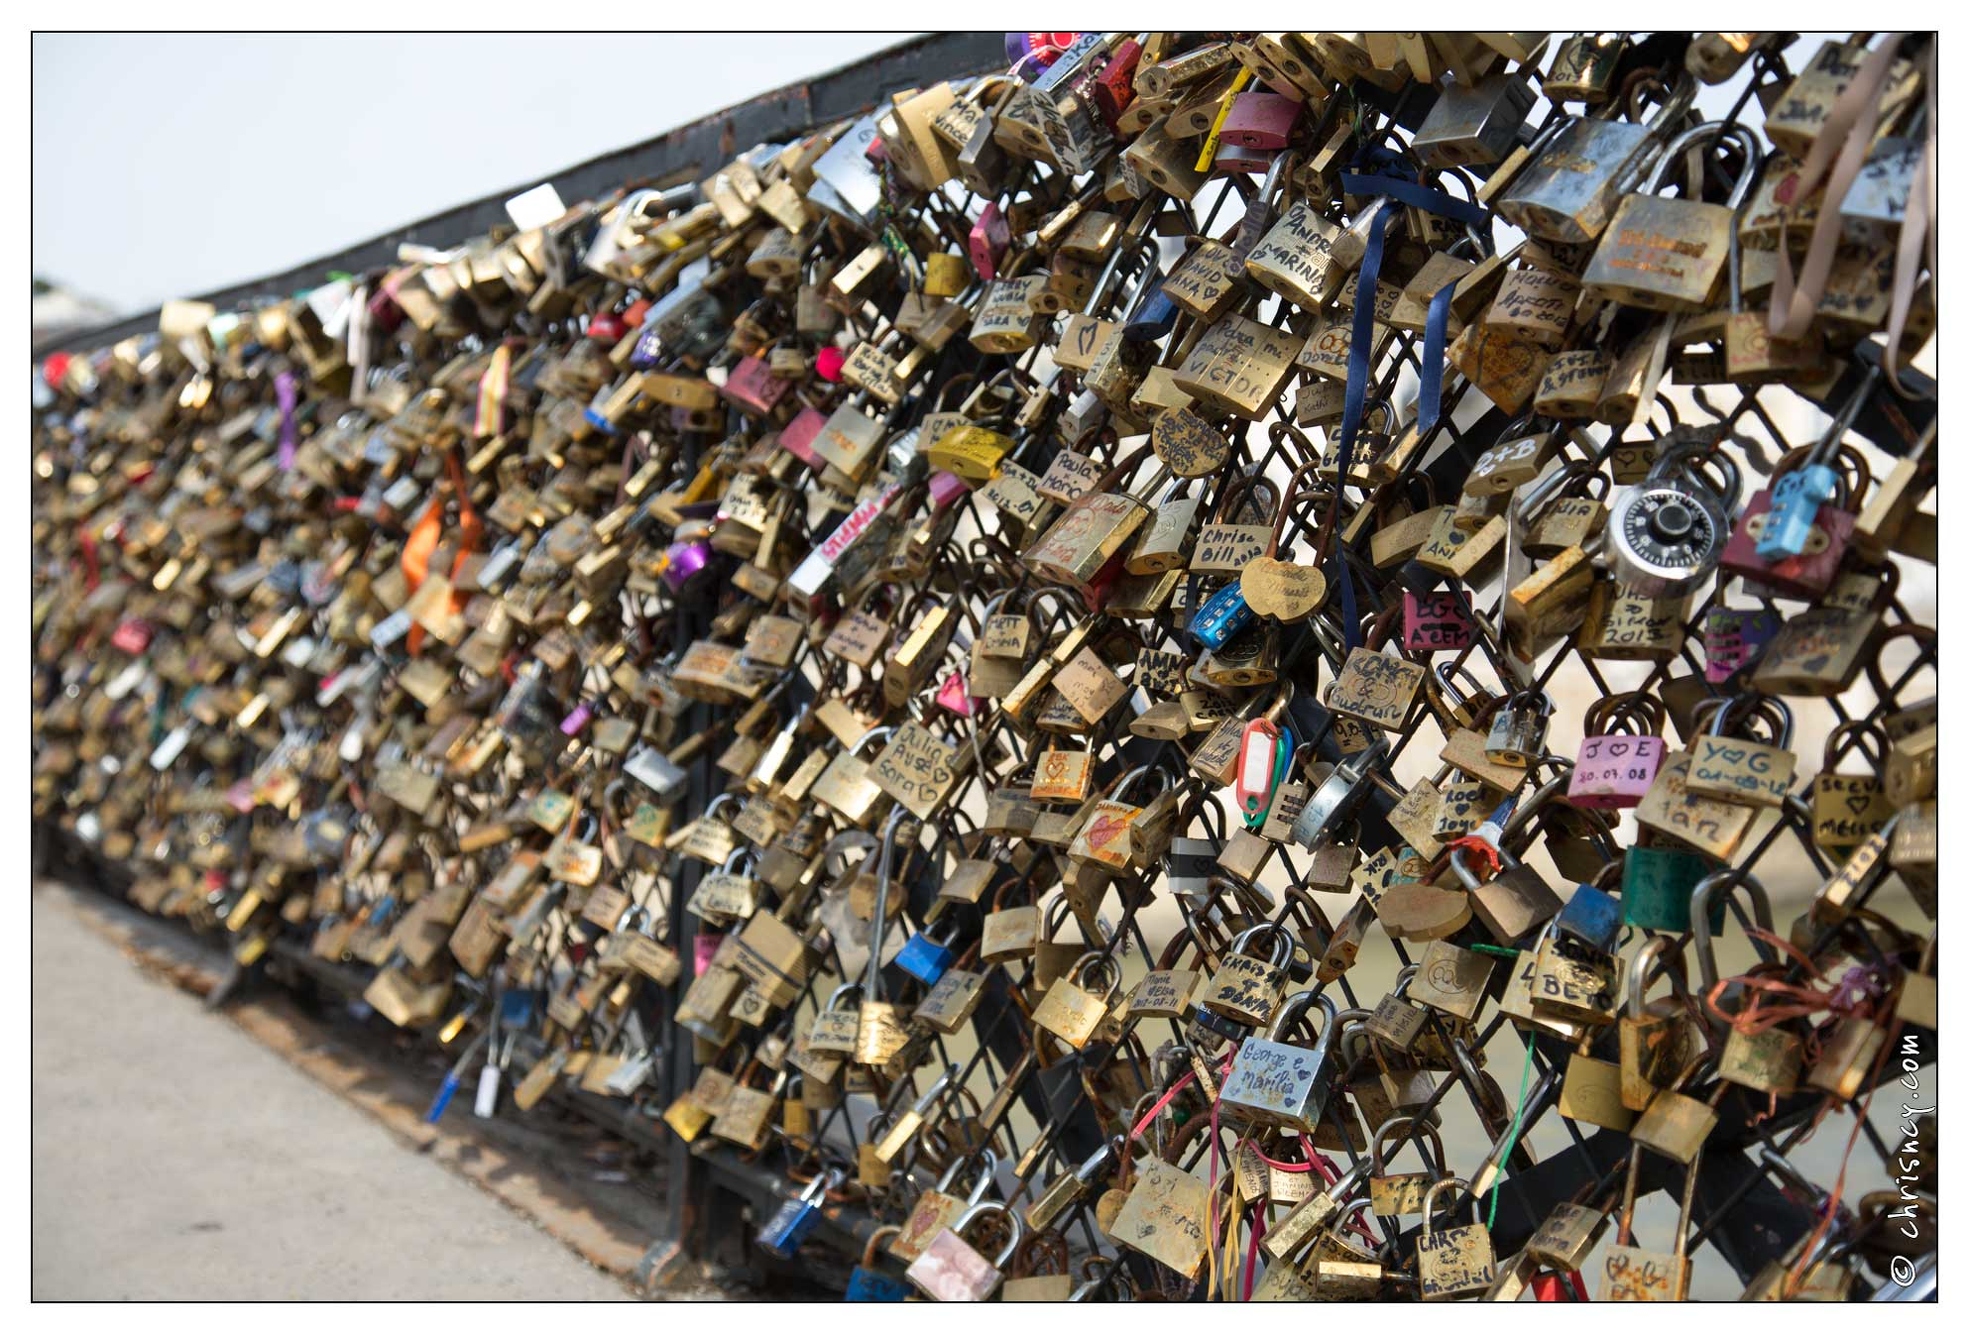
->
1606, 445, 1740, 596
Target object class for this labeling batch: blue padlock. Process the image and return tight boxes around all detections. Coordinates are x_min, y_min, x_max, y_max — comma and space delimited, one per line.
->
894, 917, 960, 987
1552, 883, 1623, 957
756, 1167, 843, 1260
1188, 580, 1254, 651
1123, 279, 1180, 342
1755, 463, 1839, 560
845, 1252, 912, 1302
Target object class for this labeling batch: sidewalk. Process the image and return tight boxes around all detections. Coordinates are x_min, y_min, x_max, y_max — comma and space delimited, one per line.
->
31, 884, 630, 1301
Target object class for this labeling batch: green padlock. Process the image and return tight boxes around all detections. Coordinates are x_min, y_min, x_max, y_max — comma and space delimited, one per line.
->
1620, 844, 1727, 934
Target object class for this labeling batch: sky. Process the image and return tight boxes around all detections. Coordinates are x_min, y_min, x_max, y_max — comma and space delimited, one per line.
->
33, 33, 908, 315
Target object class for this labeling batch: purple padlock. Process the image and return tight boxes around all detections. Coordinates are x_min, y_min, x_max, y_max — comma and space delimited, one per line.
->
1219, 91, 1301, 150
1403, 589, 1473, 652
559, 702, 593, 737
660, 539, 713, 593
1703, 606, 1781, 683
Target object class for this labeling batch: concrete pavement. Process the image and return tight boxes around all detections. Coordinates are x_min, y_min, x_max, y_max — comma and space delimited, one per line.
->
32, 884, 630, 1301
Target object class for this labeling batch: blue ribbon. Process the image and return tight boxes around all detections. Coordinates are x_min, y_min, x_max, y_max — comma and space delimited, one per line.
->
1327, 202, 1390, 652
1338, 171, 1490, 228
1323, 163, 1494, 647
1416, 279, 1458, 435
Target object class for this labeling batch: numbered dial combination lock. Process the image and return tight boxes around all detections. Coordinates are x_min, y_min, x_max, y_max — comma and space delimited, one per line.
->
1607, 445, 1741, 596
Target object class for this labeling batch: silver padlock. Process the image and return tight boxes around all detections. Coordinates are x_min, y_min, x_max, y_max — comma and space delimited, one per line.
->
1292, 736, 1389, 848
1606, 437, 1741, 596
1484, 690, 1553, 769
1216, 991, 1342, 1132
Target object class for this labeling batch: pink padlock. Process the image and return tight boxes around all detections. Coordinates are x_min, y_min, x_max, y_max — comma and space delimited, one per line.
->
1219, 91, 1301, 150
936, 669, 976, 717
926, 469, 972, 512
968, 202, 1010, 281
721, 353, 790, 417
693, 933, 723, 978
1566, 693, 1668, 809
777, 405, 829, 468
1402, 590, 1473, 652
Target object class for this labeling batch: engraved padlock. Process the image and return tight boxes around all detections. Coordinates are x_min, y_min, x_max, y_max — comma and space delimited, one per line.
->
1483, 689, 1552, 769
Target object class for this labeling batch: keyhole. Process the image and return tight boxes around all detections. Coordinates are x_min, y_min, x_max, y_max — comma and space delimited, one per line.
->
1649, 499, 1694, 544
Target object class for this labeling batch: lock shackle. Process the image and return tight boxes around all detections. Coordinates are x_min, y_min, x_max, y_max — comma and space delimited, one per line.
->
1582, 690, 1665, 739
1689, 867, 1775, 1000
1420, 1175, 1473, 1236
848, 724, 895, 757
1863, 622, 1936, 704
1822, 719, 1888, 772
824, 981, 864, 1014
718, 845, 759, 876
1226, 920, 1295, 971
952, 1199, 1026, 1268
1267, 989, 1338, 1046
1370, 1114, 1448, 1174
1641, 121, 1766, 207
909, 1063, 961, 1112
1066, 950, 1122, 1001
1267, 457, 1335, 554
802, 1165, 848, 1205
1627, 935, 1690, 1019
934, 1146, 999, 1199
1701, 691, 1792, 749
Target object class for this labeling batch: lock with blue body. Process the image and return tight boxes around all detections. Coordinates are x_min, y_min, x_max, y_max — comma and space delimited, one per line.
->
1755, 463, 1838, 559
1123, 280, 1180, 342
756, 1168, 842, 1260
1552, 883, 1623, 956
1189, 580, 1254, 651
845, 1224, 912, 1302
894, 917, 960, 987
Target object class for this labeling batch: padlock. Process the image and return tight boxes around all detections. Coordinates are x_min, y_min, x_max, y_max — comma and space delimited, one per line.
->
889, 1151, 998, 1263
894, 916, 962, 987
1483, 689, 1552, 768
1499, 73, 1697, 244
1217, 991, 1341, 1132
1031, 951, 1122, 1051
1568, 691, 1669, 809
1583, 120, 1763, 311
755, 1167, 844, 1260
1367, 1115, 1449, 1217
1683, 692, 1797, 808
1605, 438, 1741, 597
1597, 1143, 1701, 1299
1193, 921, 1296, 1039
1415, 1176, 1497, 1299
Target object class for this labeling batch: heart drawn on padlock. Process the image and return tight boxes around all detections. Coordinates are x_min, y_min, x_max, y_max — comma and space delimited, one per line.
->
1085, 812, 1130, 851
1607, 740, 1631, 757
1844, 792, 1874, 818
1240, 557, 1329, 623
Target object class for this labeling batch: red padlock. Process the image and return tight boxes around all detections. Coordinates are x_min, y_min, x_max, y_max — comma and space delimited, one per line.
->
1090, 37, 1141, 131
1531, 1271, 1588, 1301
587, 311, 627, 343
